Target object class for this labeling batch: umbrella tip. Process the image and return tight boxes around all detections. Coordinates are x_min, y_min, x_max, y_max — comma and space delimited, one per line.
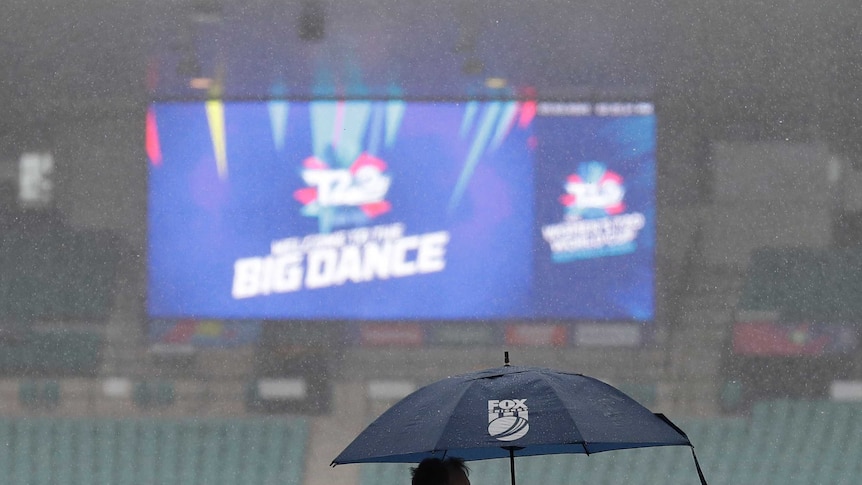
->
504, 351, 510, 366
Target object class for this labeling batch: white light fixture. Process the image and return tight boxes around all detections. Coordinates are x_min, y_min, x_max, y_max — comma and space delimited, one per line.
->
18, 152, 53, 208
103, 378, 133, 398
257, 378, 307, 399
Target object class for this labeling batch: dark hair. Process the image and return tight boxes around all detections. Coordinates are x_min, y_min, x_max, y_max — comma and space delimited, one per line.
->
411, 458, 448, 485
443, 457, 469, 477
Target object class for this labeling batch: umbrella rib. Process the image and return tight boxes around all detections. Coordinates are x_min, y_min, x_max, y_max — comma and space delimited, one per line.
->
545, 375, 591, 454
430, 382, 474, 455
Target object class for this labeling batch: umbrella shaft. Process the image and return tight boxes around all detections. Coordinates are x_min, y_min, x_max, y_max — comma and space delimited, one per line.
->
509, 448, 516, 485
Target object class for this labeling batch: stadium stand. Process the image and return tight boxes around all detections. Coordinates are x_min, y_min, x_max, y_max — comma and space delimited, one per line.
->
0, 330, 103, 377
132, 380, 176, 410
0, 224, 122, 323
0, 417, 308, 485
739, 247, 862, 320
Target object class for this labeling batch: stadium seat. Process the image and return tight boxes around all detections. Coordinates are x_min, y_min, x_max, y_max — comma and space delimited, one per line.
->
133, 380, 176, 409
43, 380, 60, 408
221, 421, 244, 485
33, 419, 52, 485
133, 381, 153, 409
0, 416, 306, 485
157, 420, 180, 485
137, 420, 159, 485
154, 380, 176, 406
18, 380, 39, 408
95, 419, 117, 485
116, 420, 138, 485
0, 420, 10, 480
13, 420, 33, 485
72, 419, 96, 485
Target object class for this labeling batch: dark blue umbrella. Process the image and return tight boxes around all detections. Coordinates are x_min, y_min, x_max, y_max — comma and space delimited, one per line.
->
332, 356, 708, 485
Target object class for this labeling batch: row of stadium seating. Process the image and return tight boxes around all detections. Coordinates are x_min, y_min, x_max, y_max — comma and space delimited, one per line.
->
0, 417, 308, 485
0, 331, 103, 377
0, 226, 121, 322
0, 400, 858, 485
361, 400, 862, 485
740, 247, 862, 320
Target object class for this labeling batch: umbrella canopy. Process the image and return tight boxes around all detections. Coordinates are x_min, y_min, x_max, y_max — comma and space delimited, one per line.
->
332, 363, 708, 485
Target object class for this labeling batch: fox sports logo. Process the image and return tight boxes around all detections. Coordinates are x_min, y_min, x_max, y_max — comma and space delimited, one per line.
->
487, 399, 529, 441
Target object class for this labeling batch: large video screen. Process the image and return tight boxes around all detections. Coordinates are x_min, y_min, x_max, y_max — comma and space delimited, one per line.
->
147, 100, 655, 321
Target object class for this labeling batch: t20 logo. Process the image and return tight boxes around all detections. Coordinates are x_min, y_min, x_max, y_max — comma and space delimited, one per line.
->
293, 153, 392, 220
560, 161, 625, 219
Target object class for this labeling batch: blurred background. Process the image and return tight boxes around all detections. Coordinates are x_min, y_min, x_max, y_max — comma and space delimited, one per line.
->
1, 0, 862, 484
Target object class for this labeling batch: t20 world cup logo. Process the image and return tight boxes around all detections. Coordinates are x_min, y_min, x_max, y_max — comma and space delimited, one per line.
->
488, 399, 529, 442
293, 152, 392, 232
559, 161, 625, 220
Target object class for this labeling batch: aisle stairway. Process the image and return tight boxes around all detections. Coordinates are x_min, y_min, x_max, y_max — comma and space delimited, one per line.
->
664, 263, 744, 416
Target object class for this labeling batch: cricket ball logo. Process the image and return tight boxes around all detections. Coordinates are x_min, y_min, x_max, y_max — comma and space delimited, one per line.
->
488, 399, 529, 442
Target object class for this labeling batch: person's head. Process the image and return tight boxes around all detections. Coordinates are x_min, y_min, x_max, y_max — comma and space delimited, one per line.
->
411, 458, 448, 485
444, 457, 470, 485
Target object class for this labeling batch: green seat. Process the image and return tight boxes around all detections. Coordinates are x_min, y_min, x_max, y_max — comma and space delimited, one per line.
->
154, 380, 176, 406
136, 420, 158, 485
178, 420, 203, 485
361, 463, 411, 485
72, 419, 96, 485
260, 419, 285, 483
199, 420, 221, 485
0, 420, 10, 479
0, 416, 314, 485
133, 381, 153, 409
155, 420, 179, 485
220, 421, 243, 485
116, 420, 137, 485
95, 419, 117, 485
741, 247, 862, 320
242, 420, 265, 484
281, 417, 309, 482
43, 380, 61, 408
33, 419, 53, 485
18, 380, 39, 409
719, 379, 744, 413
13, 419, 34, 485
135, 380, 176, 409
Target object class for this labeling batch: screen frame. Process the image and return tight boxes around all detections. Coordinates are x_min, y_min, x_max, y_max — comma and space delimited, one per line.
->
145, 97, 658, 325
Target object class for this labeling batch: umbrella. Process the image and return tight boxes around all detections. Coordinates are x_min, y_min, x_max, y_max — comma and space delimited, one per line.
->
332, 354, 708, 485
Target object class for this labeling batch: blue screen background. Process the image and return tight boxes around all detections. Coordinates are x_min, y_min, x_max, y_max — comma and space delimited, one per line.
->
531, 115, 656, 320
